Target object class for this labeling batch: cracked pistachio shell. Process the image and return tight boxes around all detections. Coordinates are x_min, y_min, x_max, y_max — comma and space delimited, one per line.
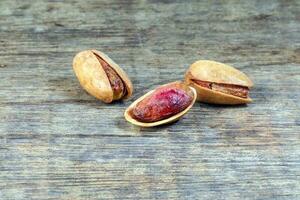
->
185, 60, 253, 104
73, 50, 133, 103
124, 81, 197, 127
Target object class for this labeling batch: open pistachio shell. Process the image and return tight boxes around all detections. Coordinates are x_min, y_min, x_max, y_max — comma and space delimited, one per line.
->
124, 81, 197, 127
73, 50, 133, 103
185, 60, 253, 104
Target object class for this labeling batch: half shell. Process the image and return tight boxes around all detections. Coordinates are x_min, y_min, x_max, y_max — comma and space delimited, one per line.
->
124, 81, 197, 127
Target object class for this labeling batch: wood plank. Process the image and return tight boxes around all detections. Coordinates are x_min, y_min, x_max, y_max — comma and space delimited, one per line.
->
0, 0, 299, 199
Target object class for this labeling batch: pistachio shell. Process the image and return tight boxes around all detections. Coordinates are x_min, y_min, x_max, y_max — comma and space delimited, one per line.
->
92, 50, 133, 99
185, 60, 253, 104
124, 81, 196, 127
188, 60, 253, 87
185, 81, 252, 104
73, 50, 133, 103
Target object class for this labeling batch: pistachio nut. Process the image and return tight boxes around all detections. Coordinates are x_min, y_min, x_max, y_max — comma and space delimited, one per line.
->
73, 50, 133, 103
185, 60, 253, 104
125, 81, 196, 127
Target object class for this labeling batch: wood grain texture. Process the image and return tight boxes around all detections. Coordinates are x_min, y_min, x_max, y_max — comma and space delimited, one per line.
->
0, 0, 299, 199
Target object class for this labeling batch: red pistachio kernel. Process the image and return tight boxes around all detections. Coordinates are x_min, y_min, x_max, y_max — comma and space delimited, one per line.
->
95, 54, 126, 100
131, 83, 193, 123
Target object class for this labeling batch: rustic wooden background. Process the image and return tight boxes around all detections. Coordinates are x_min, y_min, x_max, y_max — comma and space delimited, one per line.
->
0, 0, 299, 199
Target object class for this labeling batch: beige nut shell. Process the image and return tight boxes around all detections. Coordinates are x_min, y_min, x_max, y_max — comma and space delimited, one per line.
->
73, 50, 133, 103
124, 81, 197, 127
185, 60, 253, 105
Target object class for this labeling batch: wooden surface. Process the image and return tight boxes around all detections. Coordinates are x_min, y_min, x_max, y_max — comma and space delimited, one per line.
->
0, 0, 300, 199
